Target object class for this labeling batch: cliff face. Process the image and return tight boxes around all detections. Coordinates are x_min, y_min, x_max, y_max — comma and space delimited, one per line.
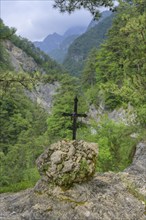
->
25, 82, 59, 113
4, 40, 60, 112
0, 141, 145, 220
4, 40, 41, 73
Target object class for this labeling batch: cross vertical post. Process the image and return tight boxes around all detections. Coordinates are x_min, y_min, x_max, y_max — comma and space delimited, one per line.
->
62, 96, 87, 140
72, 96, 78, 140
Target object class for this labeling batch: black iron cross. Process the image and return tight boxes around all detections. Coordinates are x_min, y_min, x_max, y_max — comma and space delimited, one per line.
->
62, 96, 87, 140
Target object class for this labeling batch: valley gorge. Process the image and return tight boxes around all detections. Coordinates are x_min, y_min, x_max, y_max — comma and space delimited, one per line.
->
0, 2, 146, 219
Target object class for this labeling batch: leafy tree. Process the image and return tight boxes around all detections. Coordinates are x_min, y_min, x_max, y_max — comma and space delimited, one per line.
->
81, 48, 98, 88
0, 19, 16, 40
0, 19, 16, 71
0, 20, 54, 188
0, 85, 49, 187
84, 0, 146, 124
53, 0, 114, 17
0, 71, 41, 95
92, 117, 138, 172
10, 34, 64, 76
63, 13, 114, 75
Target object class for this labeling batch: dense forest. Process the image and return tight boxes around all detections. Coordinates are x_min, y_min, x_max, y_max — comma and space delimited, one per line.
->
0, 0, 146, 193
0, 19, 67, 191
63, 12, 114, 75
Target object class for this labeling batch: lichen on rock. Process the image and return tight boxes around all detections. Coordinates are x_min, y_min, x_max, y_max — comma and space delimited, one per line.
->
36, 140, 98, 188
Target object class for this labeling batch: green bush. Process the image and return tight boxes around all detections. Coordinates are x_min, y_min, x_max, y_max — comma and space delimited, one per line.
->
90, 117, 138, 172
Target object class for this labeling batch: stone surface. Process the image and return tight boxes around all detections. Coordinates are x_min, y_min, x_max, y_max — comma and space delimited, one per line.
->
25, 82, 59, 113
4, 40, 41, 73
0, 141, 145, 220
87, 104, 136, 125
36, 140, 98, 187
123, 141, 146, 197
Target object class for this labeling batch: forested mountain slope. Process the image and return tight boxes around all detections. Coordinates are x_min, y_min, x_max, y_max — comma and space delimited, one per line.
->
63, 12, 114, 75
45, 0, 146, 173
0, 19, 66, 190
33, 26, 86, 63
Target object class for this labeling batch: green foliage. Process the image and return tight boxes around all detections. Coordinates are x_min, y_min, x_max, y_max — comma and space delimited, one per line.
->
0, 19, 65, 77
0, 20, 66, 192
0, 71, 41, 96
0, 85, 49, 189
0, 19, 15, 71
82, 117, 138, 172
83, 0, 146, 126
23, 168, 40, 183
47, 74, 88, 142
63, 13, 114, 75
77, 1, 146, 173
10, 34, 64, 76
0, 181, 37, 193
95, 1, 146, 85
53, 0, 113, 17
81, 48, 98, 88
0, 19, 16, 40
0, 43, 13, 72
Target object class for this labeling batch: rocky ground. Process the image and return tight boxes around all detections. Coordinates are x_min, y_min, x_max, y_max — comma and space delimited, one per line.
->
0, 142, 145, 220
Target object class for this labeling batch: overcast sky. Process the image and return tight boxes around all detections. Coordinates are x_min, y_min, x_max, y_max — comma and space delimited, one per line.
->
1, 0, 93, 42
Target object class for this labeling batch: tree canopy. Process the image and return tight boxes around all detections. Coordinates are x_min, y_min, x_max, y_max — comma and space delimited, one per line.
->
53, 0, 114, 17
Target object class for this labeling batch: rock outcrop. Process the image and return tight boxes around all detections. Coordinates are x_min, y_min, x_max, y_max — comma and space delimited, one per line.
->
36, 140, 98, 188
0, 141, 145, 220
4, 40, 42, 73
88, 104, 136, 125
25, 82, 59, 113
4, 40, 60, 113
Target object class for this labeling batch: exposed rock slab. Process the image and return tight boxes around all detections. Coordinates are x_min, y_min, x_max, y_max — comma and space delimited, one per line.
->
25, 82, 59, 113
0, 172, 145, 220
0, 142, 145, 220
4, 40, 41, 73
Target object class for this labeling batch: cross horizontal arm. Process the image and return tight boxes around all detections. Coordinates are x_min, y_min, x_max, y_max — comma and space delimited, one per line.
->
62, 113, 73, 117
62, 112, 87, 117
77, 113, 87, 117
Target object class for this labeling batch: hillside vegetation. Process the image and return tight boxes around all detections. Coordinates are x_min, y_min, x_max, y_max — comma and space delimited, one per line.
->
33, 26, 86, 63
45, 0, 146, 172
63, 12, 114, 75
0, 19, 67, 191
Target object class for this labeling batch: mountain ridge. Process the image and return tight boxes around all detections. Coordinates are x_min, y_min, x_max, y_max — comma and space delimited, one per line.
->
33, 26, 86, 62
63, 12, 114, 75
33, 11, 112, 65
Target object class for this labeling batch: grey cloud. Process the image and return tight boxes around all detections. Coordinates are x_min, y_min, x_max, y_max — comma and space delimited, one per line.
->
1, 1, 92, 41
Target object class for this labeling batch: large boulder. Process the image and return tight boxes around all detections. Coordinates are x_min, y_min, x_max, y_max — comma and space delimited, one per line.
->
36, 140, 98, 187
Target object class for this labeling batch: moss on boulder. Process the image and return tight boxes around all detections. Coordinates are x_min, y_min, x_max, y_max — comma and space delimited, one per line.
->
36, 140, 98, 187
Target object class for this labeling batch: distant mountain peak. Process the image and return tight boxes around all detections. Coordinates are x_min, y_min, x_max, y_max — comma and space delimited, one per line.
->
63, 26, 87, 37
44, 32, 62, 42
33, 25, 88, 62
